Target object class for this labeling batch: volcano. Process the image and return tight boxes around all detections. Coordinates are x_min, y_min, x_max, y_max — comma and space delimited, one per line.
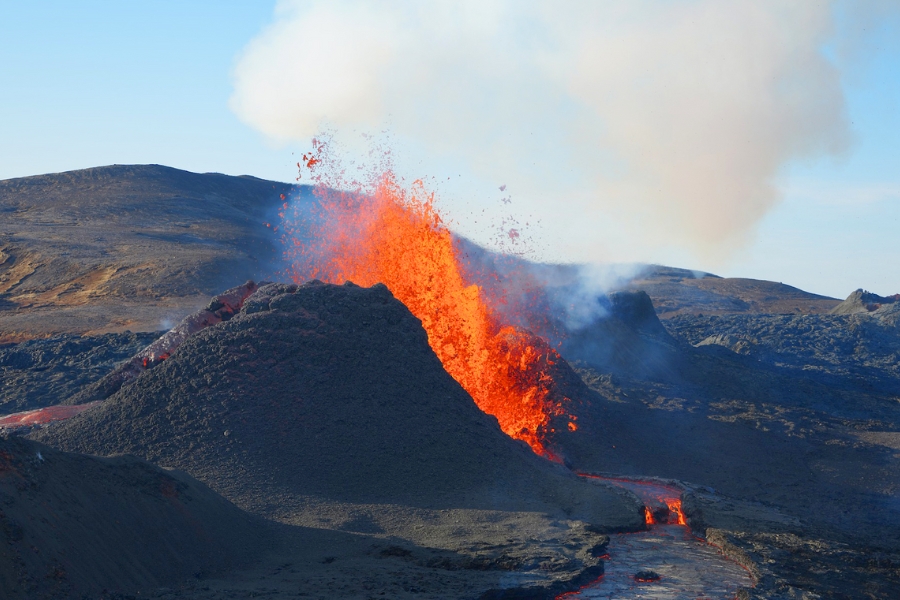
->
32, 281, 642, 527
5, 164, 900, 598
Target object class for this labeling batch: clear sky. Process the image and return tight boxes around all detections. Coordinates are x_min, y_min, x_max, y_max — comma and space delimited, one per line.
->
1, 1, 898, 299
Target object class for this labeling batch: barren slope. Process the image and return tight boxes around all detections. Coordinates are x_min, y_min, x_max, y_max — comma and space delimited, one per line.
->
0, 165, 296, 341
624, 265, 841, 317
0, 436, 269, 599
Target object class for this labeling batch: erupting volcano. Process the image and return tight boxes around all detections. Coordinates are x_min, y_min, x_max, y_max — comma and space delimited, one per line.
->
281, 141, 575, 458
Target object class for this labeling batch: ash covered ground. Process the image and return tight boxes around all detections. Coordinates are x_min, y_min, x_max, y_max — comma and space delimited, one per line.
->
2, 166, 899, 599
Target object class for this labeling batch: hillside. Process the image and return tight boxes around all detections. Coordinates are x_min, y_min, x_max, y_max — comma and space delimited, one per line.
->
2, 167, 842, 344
624, 265, 841, 317
0, 436, 268, 599
0, 165, 296, 341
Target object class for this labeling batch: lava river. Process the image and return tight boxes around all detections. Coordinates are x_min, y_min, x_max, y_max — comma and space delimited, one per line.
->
560, 476, 755, 599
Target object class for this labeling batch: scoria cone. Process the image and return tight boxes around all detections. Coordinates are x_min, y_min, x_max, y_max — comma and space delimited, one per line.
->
33, 281, 642, 530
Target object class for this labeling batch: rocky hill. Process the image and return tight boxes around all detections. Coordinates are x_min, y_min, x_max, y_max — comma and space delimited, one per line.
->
830, 288, 900, 319
623, 265, 841, 317
0, 165, 297, 341
32, 281, 640, 525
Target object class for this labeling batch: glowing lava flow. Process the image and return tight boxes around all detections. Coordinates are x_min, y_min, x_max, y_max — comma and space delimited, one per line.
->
580, 474, 686, 526
563, 476, 754, 598
0, 401, 102, 430
281, 142, 574, 458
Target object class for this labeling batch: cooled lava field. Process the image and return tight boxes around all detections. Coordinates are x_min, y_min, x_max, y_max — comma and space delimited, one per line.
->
2, 165, 899, 599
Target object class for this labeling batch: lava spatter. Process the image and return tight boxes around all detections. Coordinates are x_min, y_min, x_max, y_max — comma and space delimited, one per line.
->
281, 140, 574, 457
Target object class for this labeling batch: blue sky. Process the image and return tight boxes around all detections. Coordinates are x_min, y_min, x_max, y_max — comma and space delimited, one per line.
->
0, 2, 300, 180
1, 1, 898, 298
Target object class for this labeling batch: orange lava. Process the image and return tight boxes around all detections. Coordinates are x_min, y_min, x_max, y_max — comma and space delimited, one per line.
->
666, 498, 687, 526
579, 474, 687, 527
555, 575, 604, 599
0, 401, 102, 429
645, 499, 686, 526
282, 142, 573, 458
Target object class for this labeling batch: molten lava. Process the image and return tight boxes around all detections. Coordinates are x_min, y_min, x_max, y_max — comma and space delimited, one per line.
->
666, 498, 687, 526
0, 401, 102, 430
579, 474, 687, 527
282, 141, 574, 458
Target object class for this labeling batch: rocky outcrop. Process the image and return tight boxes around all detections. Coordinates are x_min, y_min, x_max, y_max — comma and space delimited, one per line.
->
0, 331, 158, 413
559, 290, 683, 381
831, 289, 900, 315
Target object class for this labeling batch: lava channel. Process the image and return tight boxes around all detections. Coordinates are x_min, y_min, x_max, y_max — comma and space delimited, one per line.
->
563, 475, 755, 599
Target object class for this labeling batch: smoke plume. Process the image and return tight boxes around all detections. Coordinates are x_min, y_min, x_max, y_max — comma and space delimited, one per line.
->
230, 1, 868, 262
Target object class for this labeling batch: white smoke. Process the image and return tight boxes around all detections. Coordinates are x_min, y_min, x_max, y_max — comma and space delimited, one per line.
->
230, 1, 881, 263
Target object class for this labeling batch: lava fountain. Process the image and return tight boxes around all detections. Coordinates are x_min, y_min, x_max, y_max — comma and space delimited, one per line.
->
280, 139, 575, 458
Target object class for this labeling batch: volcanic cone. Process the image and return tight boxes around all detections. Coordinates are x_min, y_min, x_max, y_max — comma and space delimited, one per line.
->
33, 281, 641, 529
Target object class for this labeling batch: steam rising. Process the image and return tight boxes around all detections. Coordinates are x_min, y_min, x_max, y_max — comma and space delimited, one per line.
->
231, 1, 862, 261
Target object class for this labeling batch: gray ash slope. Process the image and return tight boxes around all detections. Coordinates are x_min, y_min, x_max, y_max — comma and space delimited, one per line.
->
33, 281, 642, 528
0, 435, 269, 600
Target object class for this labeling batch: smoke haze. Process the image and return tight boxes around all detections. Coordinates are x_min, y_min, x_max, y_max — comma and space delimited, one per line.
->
230, 1, 881, 263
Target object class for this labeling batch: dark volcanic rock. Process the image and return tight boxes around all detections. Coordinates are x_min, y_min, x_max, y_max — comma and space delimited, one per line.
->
0, 435, 268, 599
560, 290, 683, 382
633, 569, 660, 582
545, 286, 900, 598
0, 331, 160, 413
605, 290, 671, 338
548, 290, 900, 558
65, 280, 259, 406
33, 281, 642, 529
666, 311, 900, 393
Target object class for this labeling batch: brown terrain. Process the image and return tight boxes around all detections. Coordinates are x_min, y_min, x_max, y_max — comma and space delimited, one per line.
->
624, 265, 842, 317
2, 165, 899, 599
0, 164, 295, 342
